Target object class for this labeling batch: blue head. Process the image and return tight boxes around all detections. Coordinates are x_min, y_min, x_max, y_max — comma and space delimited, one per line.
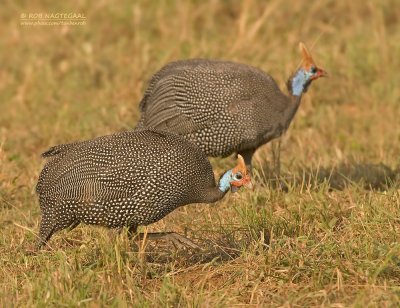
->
218, 155, 253, 193
289, 42, 327, 97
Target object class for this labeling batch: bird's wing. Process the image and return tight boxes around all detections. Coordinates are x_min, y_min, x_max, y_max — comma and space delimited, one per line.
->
140, 76, 211, 135
37, 134, 147, 200
139, 59, 281, 136
139, 60, 241, 134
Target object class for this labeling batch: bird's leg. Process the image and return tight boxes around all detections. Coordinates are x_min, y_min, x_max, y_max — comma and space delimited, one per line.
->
149, 232, 200, 249
271, 139, 281, 180
36, 212, 78, 250
238, 149, 254, 174
36, 223, 56, 250
127, 224, 138, 239
67, 220, 80, 232
126, 224, 199, 249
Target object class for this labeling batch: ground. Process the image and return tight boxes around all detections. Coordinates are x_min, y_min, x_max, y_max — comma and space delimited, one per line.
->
0, 0, 400, 306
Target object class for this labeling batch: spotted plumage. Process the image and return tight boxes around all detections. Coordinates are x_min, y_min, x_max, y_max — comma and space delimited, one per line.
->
36, 129, 251, 248
136, 43, 327, 169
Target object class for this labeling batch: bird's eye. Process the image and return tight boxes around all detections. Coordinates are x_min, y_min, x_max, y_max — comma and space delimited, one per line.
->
310, 66, 317, 74
235, 172, 243, 180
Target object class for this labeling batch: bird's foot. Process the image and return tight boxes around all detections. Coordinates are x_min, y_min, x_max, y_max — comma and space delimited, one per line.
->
140, 232, 200, 250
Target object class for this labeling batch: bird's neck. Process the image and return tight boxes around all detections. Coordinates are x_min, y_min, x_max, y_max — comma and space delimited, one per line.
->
202, 187, 227, 203
218, 170, 232, 193
284, 93, 302, 126
287, 68, 311, 97
282, 69, 309, 127
201, 170, 232, 203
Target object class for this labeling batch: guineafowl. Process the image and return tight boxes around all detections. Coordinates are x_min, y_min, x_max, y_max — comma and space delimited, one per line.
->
136, 42, 327, 170
36, 129, 252, 248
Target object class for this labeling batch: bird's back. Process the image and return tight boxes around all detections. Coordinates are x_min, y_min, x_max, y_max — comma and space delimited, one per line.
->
137, 59, 290, 157
37, 130, 215, 209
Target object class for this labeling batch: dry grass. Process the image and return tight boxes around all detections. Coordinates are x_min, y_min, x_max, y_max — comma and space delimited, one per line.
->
1, 0, 400, 306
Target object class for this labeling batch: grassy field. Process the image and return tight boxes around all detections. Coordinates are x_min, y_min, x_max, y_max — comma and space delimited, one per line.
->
1, 0, 400, 306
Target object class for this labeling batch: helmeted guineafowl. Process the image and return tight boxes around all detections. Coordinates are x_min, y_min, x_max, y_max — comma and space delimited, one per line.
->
136, 42, 327, 170
36, 129, 252, 248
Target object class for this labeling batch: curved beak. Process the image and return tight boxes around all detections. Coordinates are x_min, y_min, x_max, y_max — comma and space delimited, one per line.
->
317, 67, 328, 78
243, 174, 253, 190
230, 174, 253, 192
244, 180, 253, 190
310, 67, 328, 81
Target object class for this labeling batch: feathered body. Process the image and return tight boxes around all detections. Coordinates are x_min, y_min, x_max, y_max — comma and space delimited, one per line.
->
36, 130, 251, 248
136, 43, 326, 167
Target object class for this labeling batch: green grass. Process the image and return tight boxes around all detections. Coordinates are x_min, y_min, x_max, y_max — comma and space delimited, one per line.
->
1, 0, 400, 306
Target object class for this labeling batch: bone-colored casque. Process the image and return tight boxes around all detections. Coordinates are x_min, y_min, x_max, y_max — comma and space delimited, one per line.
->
136, 42, 327, 169
36, 129, 252, 248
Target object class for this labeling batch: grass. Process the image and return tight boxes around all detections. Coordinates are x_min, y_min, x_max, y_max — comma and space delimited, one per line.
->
1, 0, 400, 306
